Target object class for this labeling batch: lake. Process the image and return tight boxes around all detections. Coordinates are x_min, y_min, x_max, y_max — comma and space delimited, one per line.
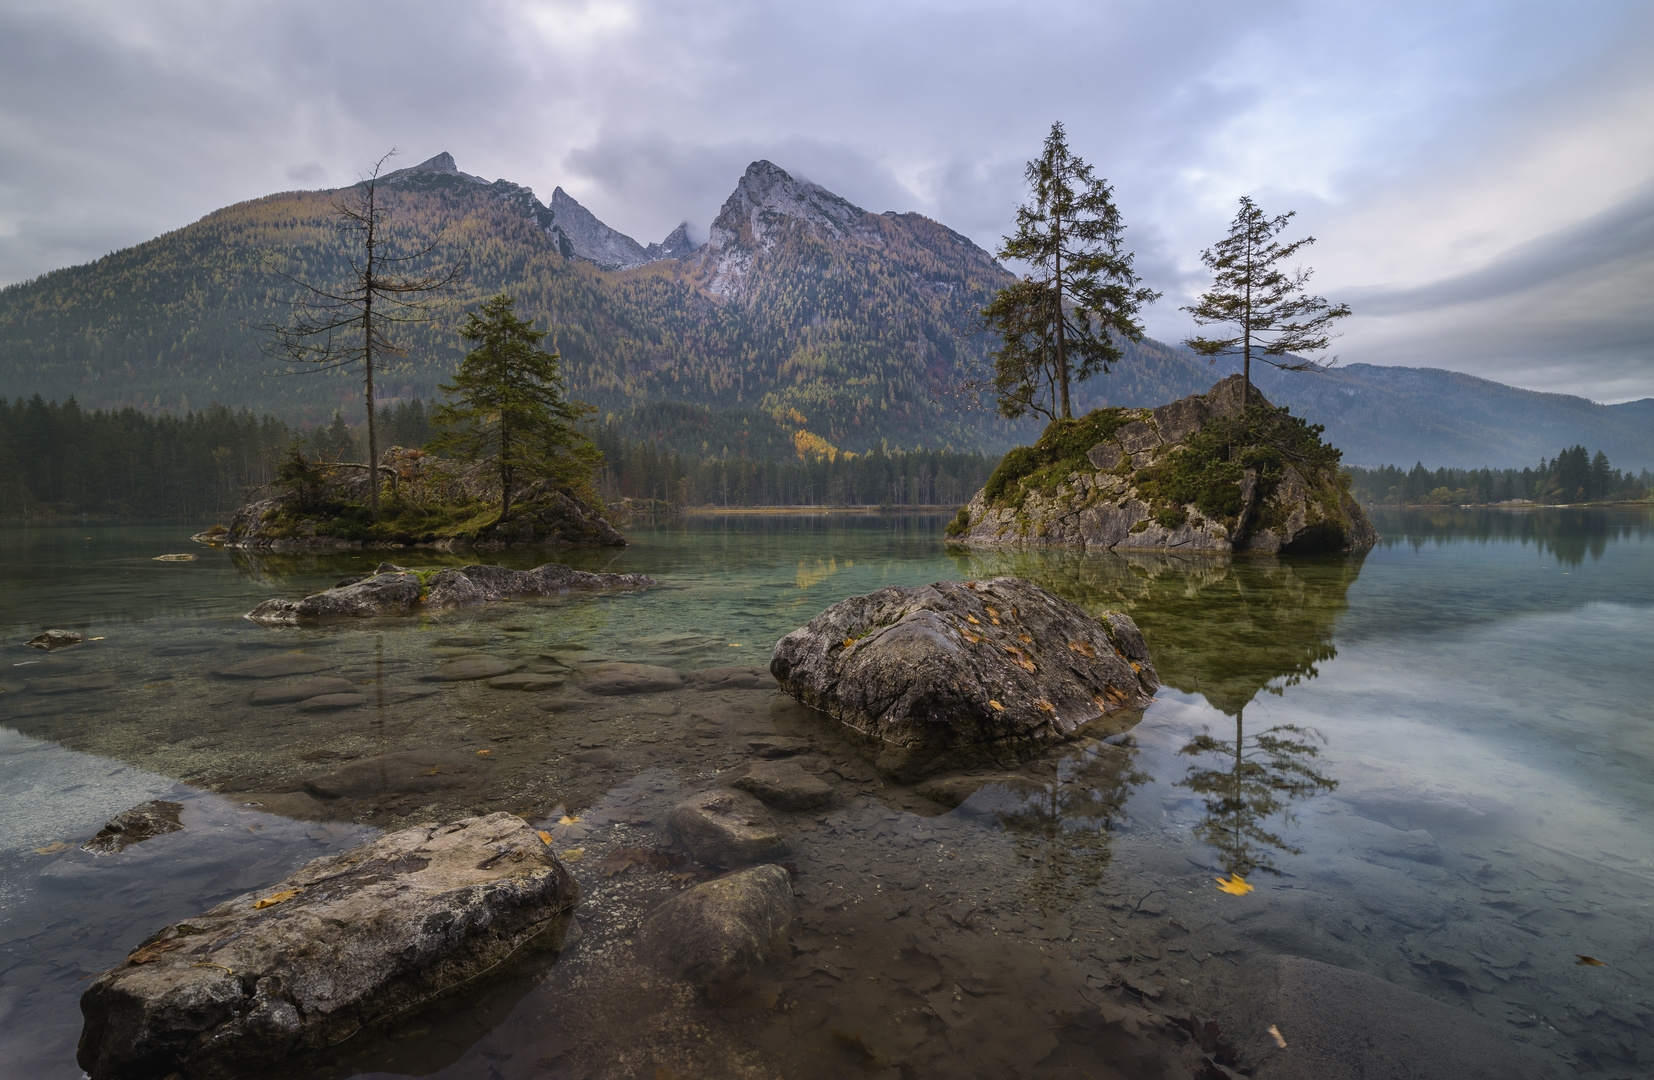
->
2, 507, 1650, 1079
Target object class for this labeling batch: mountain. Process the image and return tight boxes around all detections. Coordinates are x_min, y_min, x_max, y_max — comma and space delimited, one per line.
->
0, 152, 1648, 469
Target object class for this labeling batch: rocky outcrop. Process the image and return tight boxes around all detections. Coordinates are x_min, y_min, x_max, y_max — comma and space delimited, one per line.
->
244, 561, 654, 624
770, 576, 1158, 779
640, 864, 795, 986
26, 629, 85, 650
954, 377, 1377, 554
77, 813, 578, 1080
224, 449, 628, 551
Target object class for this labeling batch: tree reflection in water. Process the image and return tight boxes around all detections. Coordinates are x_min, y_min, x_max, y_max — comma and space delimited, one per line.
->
988, 740, 1152, 919
957, 547, 1360, 878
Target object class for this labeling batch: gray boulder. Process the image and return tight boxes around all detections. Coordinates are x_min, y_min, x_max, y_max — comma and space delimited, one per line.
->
82, 800, 184, 855
730, 759, 832, 810
770, 577, 1158, 778
77, 813, 578, 1080
243, 561, 655, 624
640, 864, 795, 986
669, 789, 788, 867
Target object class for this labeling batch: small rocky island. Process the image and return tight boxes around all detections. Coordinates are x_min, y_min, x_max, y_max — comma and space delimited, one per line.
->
950, 376, 1377, 553
245, 560, 654, 623
221, 448, 626, 552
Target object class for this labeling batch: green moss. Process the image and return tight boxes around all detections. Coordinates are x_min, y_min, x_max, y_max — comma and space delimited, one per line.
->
981, 409, 1132, 509
264, 496, 502, 545
943, 505, 972, 538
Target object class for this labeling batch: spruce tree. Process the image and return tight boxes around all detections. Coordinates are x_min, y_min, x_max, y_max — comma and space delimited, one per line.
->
431, 295, 600, 521
982, 121, 1159, 421
1183, 197, 1350, 406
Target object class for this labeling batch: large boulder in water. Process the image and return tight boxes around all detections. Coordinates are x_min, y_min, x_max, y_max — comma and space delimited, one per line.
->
243, 561, 654, 624
640, 864, 796, 986
76, 813, 578, 1080
770, 577, 1158, 778
952, 376, 1378, 553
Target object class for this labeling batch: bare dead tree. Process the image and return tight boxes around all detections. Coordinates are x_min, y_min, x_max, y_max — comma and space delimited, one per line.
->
258, 151, 465, 517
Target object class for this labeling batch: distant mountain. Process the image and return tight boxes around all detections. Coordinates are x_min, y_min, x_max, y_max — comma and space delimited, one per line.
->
0, 152, 1648, 469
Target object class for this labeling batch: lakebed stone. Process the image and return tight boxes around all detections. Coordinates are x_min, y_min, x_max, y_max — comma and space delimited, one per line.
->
248, 677, 357, 705
582, 662, 684, 695
640, 864, 795, 986
487, 672, 564, 692
81, 800, 184, 855
770, 576, 1158, 778
303, 750, 480, 799
730, 760, 832, 810
422, 656, 515, 681
669, 789, 787, 867
296, 693, 369, 712
686, 666, 778, 691
217, 653, 334, 679
243, 561, 655, 624
76, 813, 578, 1080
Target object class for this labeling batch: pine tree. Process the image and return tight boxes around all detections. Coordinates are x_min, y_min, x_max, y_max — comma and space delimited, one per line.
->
431, 295, 600, 521
1183, 197, 1350, 406
981, 121, 1159, 421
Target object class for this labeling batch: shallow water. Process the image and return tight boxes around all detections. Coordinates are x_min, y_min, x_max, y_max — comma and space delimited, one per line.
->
1, 508, 1651, 1078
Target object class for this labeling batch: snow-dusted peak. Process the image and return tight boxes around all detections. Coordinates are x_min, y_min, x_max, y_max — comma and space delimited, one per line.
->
706, 161, 867, 252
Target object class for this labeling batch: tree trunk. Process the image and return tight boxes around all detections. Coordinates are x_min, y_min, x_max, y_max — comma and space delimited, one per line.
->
1054, 210, 1070, 420
499, 415, 513, 522
363, 181, 381, 520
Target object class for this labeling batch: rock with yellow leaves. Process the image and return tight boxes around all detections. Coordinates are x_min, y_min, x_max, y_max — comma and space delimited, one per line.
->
77, 812, 579, 1080
771, 576, 1159, 779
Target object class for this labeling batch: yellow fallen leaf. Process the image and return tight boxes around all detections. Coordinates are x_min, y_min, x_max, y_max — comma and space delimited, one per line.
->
476, 749, 492, 755
728, 643, 743, 647
33, 841, 73, 855
1036, 699, 1056, 713
1575, 954, 1608, 966
253, 889, 300, 909
1018, 634, 1032, 645
841, 638, 856, 648
537, 830, 554, 844
966, 615, 980, 624
985, 606, 999, 618
988, 700, 1005, 711
1069, 640, 1096, 658
192, 962, 234, 975
1268, 1023, 1287, 1048
561, 848, 585, 862
1215, 873, 1254, 895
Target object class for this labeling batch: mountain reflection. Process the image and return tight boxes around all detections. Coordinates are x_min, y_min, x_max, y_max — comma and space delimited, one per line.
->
957, 548, 1359, 876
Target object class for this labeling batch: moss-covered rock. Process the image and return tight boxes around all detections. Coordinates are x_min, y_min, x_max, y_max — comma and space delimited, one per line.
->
951, 377, 1377, 554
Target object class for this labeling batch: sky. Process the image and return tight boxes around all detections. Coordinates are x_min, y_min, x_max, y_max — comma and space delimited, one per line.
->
1, 0, 1651, 402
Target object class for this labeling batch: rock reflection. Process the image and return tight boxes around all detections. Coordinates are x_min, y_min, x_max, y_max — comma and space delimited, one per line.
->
1176, 703, 1336, 877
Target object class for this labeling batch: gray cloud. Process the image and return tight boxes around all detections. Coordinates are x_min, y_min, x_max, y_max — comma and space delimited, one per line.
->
0, 0, 1650, 400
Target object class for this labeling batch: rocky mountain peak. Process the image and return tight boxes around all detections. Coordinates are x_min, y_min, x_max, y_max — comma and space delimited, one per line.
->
707, 161, 867, 252
380, 151, 490, 186
644, 221, 699, 262
413, 151, 458, 174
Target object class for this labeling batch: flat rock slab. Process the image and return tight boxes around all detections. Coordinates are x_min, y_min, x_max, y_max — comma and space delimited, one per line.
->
303, 751, 480, 799
1236, 955, 1553, 1080
686, 666, 779, 691
77, 813, 579, 1080
669, 789, 787, 868
915, 773, 1054, 809
377, 686, 443, 704
218, 654, 335, 679
748, 736, 812, 758
244, 561, 655, 624
730, 760, 832, 810
422, 656, 515, 681
297, 693, 369, 712
488, 673, 564, 692
583, 662, 684, 695
640, 864, 795, 985
249, 677, 357, 706
26, 672, 118, 694
770, 576, 1158, 777
82, 800, 184, 855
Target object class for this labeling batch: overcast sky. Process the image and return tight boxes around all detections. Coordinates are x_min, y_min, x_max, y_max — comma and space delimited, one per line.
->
2, 0, 1650, 401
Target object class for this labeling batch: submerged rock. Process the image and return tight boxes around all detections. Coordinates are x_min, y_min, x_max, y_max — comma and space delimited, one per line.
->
423, 656, 515, 681
771, 577, 1158, 778
243, 561, 654, 624
640, 864, 795, 986
248, 677, 357, 705
669, 789, 788, 867
302, 750, 480, 799
730, 760, 833, 810
217, 654, 334, 679
26, 629, 85, 650
583, 662, 684, 695
953, 376, 1378, 554
76, 813, 578, 1080
686, 666, 779, 691
81, 800, 184, 855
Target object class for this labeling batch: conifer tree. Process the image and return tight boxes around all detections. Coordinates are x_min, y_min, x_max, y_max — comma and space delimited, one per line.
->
431, 295, 600, 521
1183, 197, 1350, 407
982, 121, 1159, 421
258, 151, 464, 518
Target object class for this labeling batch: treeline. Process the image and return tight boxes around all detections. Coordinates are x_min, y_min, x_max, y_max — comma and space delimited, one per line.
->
591, 424, 998, 508
0, 394, 996, 518
1347, 446, 1651, 505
